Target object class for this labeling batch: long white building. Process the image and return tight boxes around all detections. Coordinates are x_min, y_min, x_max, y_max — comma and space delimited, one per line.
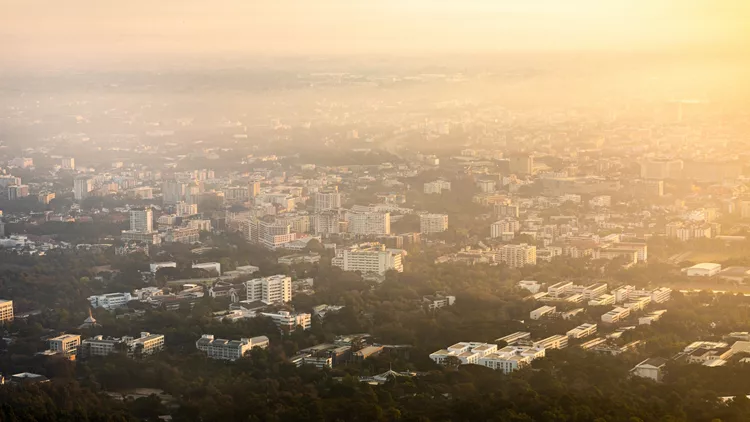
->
87, 292, 133, 310
478, 346, 546, 374
566, 323, 598, 339
48, 334, 81, 357
259, 311, 312, 331
246, 275, 292, 304
346, 211, 390, 235
195, 334, 269, 361
331, 243, 404, 275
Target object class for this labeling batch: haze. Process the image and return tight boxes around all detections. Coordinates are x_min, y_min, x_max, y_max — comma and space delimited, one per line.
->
3, 0, 750, 69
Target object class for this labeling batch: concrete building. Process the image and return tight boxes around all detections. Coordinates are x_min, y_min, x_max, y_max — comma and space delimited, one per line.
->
566, 323, 598, 339
602, 307, 631, 324
509, 154, 534, 175
195, 334, 269, 361
73, 176, 93, 201
497, 243, 536, 268
7, 184, 29, 200
588, 294, 616, 306
429, 342, 498, 365
346, 211, 390, 235
128, 332, 166, 356
331, 243, 404, 275
259, 311, 312, 331
640, 159, 683, 180
61, 157, 75, 170
245, 275, 292, 304
314, 191, 341, 212
175, 201, 198, 216
495, 332, 531, 345
547, 281, 574, 298
533, 335, 568, 350
530, 305, 556, 320
491, 219, 520, 238
420, 213, 449, 235
631, 357, 668, 382
48, 334, 81, 357
87, 292, 133, 310
164, 226, 200, 244
423, 294, 456, 311
686, 263, 721, 277
129, 208, 153, 233
478, 345, 546, 373
0, 299, 13, 323
423, 180, 451, 194
494, 203, 520, 218
192, 262, 221, 275
162, 179, 185, 205
81, 333, 164, 358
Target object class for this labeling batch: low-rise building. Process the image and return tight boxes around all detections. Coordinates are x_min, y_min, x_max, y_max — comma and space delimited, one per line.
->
686, 263, 722, 277
195, 334, 269, 361
631, 357, 668, 382
588, 294, 615, 306
259, 310, 312, 331
495, 332, 531, 345
566, 323, 597, 339
601, 307, 631, 324
423, 295, 456, 311
530, 305, 556, 320
0, 299, 13, 323
430, 342, 498, 365
48, 334, 81, 357
478, 345, 546, 374
88, 292, 133, 310
533, 335, 568, 350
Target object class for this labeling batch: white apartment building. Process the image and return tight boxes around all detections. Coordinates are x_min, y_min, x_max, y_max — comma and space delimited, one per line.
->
246, 275, 292, 304
420, 214, 449, 235
87, 292, 133, 310
150, 262, 177, 273
48, 334, 81, 357
0, 299, 13, 323
496, 332, 532, 345
625, 296, 652, 312
312, 210, 342, 235
530, 305, 556, 320
195, 334, 269, 361
533, 335, 568, 350
331, 243, 404, 275
314, 191, 341, 212
497, 243, 536, 268
430, 342, 498, 365
259, 311, 312, 331
567, 323, 598, 339
478, 346, 546, 374
602, 307, 631, 324
346, 211, 390, 235
649, 287, 672, 304
129, 208, 153, 233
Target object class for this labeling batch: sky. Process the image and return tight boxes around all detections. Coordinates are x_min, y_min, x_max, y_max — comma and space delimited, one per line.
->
2, 0, 749, 68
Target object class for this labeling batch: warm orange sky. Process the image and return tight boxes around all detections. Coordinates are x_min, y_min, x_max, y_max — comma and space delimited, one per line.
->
2, 0, 749, 67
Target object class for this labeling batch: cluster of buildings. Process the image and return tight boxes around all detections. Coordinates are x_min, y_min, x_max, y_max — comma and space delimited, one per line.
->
42, 332, 165, 359
435, 243, 537, 268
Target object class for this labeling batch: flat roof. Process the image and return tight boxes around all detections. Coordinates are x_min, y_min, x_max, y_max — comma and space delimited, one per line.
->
689, 263, 721, 270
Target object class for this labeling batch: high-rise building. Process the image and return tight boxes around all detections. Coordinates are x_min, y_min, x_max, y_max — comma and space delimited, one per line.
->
346, 211, 390, 235
420, 214, 449, 234
129, 208, 153, 233
175, 201, 198, 217
491, 219, 520, 238
0, 299, 13, 323
312, 210, 342, 235
497, 244, 537, 268
61, 157, 75, 170
245, 275, 292, 304
509, 154, 534, 175
639, 159, 683, 180
249, 181, 261, 198
7, 185, 29, 200
162, 179, 185, 205
314, 190, 341, 212
73, 177, 93, 201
